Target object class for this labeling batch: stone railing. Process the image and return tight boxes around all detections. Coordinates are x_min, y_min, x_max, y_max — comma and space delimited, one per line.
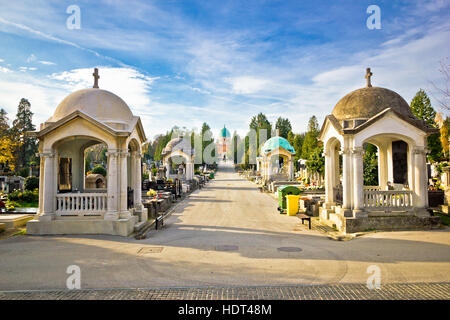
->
56, 193, 107, 216
363, 186, 382, 191
363, 190, 413, 209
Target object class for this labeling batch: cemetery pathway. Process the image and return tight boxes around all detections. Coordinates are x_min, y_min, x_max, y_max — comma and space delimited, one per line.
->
0, 162, 450, 292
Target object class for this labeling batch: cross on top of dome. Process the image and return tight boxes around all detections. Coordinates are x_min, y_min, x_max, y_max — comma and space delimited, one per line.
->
93, 68, 100, 89
365, 67, 373, 88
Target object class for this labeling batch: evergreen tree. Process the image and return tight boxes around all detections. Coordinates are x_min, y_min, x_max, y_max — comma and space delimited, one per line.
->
410, 89, 436, 127
249, 113, 272, 155
0, 108, 9, 134
11, 98, 37, 169
275, 117, 292, 138
301, 116, 319, 159
410, 90, 443, 162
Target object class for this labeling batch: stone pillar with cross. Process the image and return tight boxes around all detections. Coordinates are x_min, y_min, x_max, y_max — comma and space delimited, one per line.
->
365, 67, 373, 87
93, 68, 100, 88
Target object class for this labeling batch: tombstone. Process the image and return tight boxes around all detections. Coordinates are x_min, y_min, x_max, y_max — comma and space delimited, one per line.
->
157, 167, 165, 180
440, 166, 450, 213
178, 164, 184, 176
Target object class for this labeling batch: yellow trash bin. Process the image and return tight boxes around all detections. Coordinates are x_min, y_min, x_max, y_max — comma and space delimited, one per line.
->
286, 195, 301, 216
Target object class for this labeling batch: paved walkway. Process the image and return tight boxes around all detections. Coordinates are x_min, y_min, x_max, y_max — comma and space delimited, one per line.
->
1, 282, 449, 300
0, 162, 450, 297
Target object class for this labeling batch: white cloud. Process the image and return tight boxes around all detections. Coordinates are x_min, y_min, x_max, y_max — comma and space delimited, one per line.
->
19, 66, 37, 72
0, 58, 4, 63
39, 60, 55, 65
50, 67, 159, 111
226, 76, 270, 95
0, 66, 12, 73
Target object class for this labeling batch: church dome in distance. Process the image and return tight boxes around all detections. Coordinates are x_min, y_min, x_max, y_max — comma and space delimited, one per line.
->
50, 88, 134, 126
220, 126, 231, 138
331, 68, 415, 121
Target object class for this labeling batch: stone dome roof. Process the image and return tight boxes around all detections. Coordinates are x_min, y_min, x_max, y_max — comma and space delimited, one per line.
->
162, 137, 193, 156
332, 86, 415, 121
50, 88, 134, 125
261, 136, 295, 154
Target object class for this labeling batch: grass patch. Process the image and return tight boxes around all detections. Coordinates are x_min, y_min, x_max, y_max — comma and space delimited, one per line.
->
13, 228, 26, 236
15, 201, 38, 208
435, 213, 450, 226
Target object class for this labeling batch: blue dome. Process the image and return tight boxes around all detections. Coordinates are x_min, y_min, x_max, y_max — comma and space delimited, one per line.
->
220, 126, 231, 138
261, 136, 295, 154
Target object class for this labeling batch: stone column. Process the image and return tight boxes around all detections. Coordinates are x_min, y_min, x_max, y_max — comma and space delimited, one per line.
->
186, 160, 194, 180
377, 143, 388, 189
39, 152, 55, 221
413, 146, 428, 208
352, 147, 366, 217
119, 150, 131, 219
324, 149, 333, 205
288, 158, 294, 181
37, 152, 44, 214
105, 150, 119, 220
341, 147, 352, 213
165, 158, 171, 179
134, 152, 143, 213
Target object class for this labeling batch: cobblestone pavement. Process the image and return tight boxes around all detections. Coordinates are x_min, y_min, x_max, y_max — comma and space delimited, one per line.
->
1, 283, 449, 300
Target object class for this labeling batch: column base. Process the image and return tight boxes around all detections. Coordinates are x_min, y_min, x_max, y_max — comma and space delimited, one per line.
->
352, 209, 368, 218
119, 210, 132, 219
104, 211, 119, 220
413, 208, 431, 217
38, 214, 54, 222
335, 207, 353, 217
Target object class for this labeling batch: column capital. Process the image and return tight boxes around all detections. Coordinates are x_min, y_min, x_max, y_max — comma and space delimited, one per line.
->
105, 151, 119, 158
351, 147, 364, 157
119, 151, 130, 158
339, 147, 352, 155
38, 152, 55, 158
413, 146, 428, 155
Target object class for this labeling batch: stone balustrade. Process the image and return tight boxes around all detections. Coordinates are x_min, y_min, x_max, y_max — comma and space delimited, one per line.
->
56, 193, 108, 216
363, 190, 413, 209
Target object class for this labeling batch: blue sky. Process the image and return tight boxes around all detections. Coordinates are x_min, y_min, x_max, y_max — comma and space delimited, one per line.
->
0, 0, 449, 140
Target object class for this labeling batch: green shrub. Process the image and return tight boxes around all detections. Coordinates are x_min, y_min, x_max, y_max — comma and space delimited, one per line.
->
7, 190, 21, 201
142, 172, 149, 180
7, 189, 39, 203
16, 167, 30, 178
24, 176, 39, 190
91, 165, 107, 176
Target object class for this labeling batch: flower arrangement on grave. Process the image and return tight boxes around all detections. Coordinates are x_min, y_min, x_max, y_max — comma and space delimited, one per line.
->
147, 189, 157, 197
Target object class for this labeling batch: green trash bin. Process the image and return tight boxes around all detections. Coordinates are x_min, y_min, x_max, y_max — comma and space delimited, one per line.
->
277, 185, 301, 213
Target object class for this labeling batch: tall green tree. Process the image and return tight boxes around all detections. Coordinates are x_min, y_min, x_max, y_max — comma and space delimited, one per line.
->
0, 108, 9, 134
410, 89, 443, 162
250, 113, 272, 155
11, 98, 37, 169
275, 117, 292, 138
301, 116, 319, 159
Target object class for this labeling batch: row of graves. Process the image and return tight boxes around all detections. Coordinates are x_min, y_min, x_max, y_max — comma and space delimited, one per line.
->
139, 137, 215, 237
24, 69, 214, 237
244, 69, 443, 234
240, 133, 325, 222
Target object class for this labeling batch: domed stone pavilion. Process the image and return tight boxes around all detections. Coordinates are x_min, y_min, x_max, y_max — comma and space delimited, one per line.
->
319, 68, 440, 233
162, 137, 194, 181
258, 132, 296, 183
27, 68, 147, 236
